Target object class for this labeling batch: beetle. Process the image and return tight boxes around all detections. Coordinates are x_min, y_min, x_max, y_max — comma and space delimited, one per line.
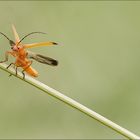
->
0, 25, 58, 78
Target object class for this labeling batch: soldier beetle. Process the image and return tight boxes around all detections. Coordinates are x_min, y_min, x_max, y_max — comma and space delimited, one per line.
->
0, 25, 58, 78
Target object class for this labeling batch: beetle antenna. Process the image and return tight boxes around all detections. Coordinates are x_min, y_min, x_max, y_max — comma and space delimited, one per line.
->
0, 32, 15, 46
17, 32, 46, 46
0, 32, 10, 41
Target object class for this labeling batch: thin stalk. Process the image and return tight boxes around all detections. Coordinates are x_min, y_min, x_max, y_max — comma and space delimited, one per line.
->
0, 63, 139, 139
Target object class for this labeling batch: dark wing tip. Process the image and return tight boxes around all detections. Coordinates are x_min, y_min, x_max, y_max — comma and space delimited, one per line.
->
34, 54, 58, 66
52, 42, 58, 45
9, 40, 15, 46
51, 60, 58, 66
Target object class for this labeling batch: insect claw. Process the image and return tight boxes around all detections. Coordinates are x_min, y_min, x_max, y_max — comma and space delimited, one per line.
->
22, 71, 25, 79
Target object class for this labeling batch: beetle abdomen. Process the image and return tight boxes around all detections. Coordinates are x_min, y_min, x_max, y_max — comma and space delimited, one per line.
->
24, 66, 38, 77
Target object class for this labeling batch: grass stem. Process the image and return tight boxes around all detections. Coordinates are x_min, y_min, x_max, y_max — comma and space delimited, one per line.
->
0, 63, 139, 139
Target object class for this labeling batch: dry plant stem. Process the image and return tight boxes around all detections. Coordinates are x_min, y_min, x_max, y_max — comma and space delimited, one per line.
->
0, 63, 139, 140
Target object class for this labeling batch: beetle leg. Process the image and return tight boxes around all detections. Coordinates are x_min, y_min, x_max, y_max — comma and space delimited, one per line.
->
0, 51, 9, 63
0, 51, 15, 63
22, 71, 25, 79
7, 63, 22, 77
22, 61, 33, 79
6, 63, 15, 69
6, 63, 16, 77
15, 65, 23, 76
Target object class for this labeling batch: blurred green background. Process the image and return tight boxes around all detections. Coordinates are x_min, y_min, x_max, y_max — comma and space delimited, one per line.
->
0, 1, 139, 139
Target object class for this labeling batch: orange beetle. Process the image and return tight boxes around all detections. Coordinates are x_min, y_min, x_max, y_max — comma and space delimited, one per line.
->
0, 25, 58, 78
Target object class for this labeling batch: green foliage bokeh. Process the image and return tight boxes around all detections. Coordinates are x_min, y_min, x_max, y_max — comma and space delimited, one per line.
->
0, 1, 139, 139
